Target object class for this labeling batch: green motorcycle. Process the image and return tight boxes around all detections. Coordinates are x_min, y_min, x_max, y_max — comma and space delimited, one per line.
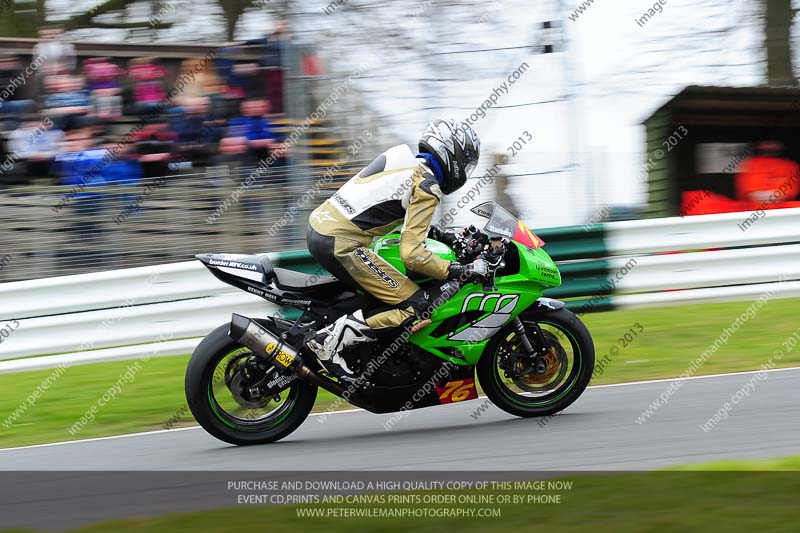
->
186, 201, 595, 445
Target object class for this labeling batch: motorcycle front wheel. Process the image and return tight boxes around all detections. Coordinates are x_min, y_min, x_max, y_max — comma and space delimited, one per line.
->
477, 307, 595, 418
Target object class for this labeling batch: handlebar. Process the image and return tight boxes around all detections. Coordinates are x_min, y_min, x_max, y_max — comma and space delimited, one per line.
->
452, 227, 507, 289
451, 226, 506, 264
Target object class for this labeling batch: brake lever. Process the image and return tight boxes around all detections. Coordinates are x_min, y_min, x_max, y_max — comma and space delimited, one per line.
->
478, 250, 504, 291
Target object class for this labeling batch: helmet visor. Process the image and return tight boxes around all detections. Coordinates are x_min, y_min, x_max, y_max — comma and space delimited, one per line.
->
465, 160, 478, 178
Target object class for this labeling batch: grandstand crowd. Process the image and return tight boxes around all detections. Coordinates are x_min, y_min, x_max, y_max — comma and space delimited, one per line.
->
0, 24, 296, 189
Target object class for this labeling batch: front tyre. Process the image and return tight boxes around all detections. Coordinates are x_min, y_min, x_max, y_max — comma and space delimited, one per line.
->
477, 307, 594, 418
186, 323, 317, 445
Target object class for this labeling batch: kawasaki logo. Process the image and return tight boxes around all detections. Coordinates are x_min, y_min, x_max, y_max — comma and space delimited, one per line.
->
448, 293, 519, 342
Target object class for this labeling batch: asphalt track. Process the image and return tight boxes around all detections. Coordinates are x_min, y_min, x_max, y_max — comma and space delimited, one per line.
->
2, 368, 800, 470
1, 368, 799, 530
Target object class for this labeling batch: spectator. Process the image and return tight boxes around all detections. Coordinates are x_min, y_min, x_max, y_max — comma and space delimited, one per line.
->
171, 96, 220, 167
491, 153, 519, 218
100, 140, 144, 217
216, 47, 245, 99
266, 20, 289, 112
42, 74, 91, 130
83, 57, 125, 119
207, 136, 252, 217
52, 126, 106, 189
736, 140, 800, 205
245, 19, 288, 69
101, 141, 143, 186
211, 135, 254, 171
133, 120, 177, 178
33, 26, 76, 76
219, 45, 265, 100
227, 98, 279, 155
52, 127, 109, 263
208, 137, 253, 188
241, 20, 289, 111
303, 50, 326, 110
225, 99, 285, 221
0, 54, 36, 123
175, 58, 223, 110
7, 115, 64, 181
127, 57, 167, 115
215, 46, 249, 118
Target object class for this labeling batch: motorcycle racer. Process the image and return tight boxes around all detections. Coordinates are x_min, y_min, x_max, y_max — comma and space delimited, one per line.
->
305, 118, 483, 379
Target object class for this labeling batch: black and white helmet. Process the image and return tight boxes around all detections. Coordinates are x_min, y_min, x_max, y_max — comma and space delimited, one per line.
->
419, 119, 481, 195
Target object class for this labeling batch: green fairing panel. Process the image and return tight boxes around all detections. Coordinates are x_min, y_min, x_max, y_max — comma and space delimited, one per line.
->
372, 236, 562, 368
526, 244, 562, 288
371, 234, 457, 281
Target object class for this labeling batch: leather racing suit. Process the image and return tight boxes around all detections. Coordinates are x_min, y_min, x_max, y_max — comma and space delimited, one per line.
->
306, 144, 451, 331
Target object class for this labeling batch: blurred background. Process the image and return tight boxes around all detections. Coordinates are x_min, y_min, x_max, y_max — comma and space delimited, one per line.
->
2, 0, 800, 282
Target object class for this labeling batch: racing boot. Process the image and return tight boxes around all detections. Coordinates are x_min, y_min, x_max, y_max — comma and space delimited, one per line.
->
306, 310, 376, 381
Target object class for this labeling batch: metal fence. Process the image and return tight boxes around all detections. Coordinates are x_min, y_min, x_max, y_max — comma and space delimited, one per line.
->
0, 160, 368, 283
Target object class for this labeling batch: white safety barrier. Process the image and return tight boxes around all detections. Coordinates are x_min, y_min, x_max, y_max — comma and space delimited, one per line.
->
599, 208, 800, 309
1, 208, 799, 374
612, 244, 800, 294
0, 261, 230, 320
606, 207, 800, 254
0, 260, 277, 374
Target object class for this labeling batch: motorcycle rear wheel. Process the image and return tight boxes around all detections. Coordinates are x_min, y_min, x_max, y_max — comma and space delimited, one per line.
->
185, 323, 317, 445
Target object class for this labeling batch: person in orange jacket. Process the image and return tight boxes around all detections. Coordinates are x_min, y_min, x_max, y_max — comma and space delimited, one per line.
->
735, 140, 800, 205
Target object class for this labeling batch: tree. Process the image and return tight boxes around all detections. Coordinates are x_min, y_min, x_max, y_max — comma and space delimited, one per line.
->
217, 0, 256, 41
764, 0, 797, 86
0, 0, 45, 37
0, 0, 296, 40
59, 0, 172, 32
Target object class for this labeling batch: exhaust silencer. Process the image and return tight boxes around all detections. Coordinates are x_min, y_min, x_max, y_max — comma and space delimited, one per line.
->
229, 314, 348, 397
229, 313, 301, 371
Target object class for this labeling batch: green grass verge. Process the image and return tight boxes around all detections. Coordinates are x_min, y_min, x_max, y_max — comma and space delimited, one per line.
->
584, 296, 800, 382
0, 355, 344, 448
669, 454, 800, 471
3, 456, 799, 532
1, 297, 798, 448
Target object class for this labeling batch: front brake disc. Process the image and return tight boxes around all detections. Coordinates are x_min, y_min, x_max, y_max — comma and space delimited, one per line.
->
512, 330, 568, 392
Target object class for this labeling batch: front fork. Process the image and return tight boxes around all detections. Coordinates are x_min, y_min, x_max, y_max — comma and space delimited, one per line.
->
511, 317, 550, 375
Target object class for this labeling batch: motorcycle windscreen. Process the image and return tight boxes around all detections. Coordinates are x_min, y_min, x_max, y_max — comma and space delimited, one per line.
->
470, 201, 545, 250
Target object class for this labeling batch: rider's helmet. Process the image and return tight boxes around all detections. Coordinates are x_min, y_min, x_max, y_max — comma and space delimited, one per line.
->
419, 119, 481, 195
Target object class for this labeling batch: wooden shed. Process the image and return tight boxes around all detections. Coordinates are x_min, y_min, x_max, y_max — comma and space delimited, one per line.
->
643, 85, 800, 217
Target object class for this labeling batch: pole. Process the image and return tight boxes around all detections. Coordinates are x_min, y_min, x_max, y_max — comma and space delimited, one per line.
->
281, 2, 310, 243
557, 0, 593, 224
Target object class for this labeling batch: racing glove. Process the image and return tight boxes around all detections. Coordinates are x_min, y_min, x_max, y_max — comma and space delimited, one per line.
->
428, 225, 459, 247
447, 258, 489, 280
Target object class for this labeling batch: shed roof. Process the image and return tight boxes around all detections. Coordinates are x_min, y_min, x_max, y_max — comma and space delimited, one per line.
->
643, 85, 800, 124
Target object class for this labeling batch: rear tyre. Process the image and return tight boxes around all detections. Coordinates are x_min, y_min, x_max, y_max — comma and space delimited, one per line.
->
477, 307, 594, 418
186, 323, 317, 445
